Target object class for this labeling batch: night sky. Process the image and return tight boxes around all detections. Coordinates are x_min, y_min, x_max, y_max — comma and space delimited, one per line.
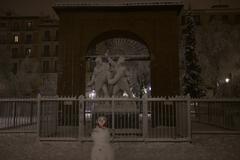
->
1, 0, 240, 18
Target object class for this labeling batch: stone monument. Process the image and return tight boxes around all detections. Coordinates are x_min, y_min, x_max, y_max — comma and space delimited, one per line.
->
89, 53, 139, 131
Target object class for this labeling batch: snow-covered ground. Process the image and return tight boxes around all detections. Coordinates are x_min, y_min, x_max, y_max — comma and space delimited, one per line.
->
0, 133, 239, 160
0, 117, 37, 131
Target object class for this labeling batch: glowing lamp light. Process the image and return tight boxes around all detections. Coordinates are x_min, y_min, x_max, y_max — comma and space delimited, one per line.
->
148, 86, 151, 91
225, 78, 230, 83
89, 90, 96, 99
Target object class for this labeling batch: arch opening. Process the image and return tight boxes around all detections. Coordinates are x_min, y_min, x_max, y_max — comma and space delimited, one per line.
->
85, 36, 151, 98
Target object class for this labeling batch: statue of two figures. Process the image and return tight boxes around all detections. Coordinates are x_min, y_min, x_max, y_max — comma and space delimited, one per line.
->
87, 51, 138, 112
88, 52, 140, 139
87, 51, 132, 98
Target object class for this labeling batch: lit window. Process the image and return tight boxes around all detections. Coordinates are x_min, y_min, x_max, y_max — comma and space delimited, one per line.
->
14, 35, 19, 43
25, 48, 32, 57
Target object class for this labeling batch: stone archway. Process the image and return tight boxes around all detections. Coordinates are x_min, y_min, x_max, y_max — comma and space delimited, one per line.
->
55, 2, 182, 96
85, 32, 151, 98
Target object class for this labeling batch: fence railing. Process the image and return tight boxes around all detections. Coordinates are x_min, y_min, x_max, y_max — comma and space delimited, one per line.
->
38, 96, 191, 142
0, 95, 191, 141
0, 98, 37, 133
191, 99, 240, 133
1, 95, 240, 141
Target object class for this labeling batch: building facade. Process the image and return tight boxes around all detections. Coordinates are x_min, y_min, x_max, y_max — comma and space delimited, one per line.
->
54, 0, 183, 97
0, 14, 59, 96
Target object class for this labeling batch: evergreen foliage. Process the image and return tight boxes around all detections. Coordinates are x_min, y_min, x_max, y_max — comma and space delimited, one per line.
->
183, 12, 205, 98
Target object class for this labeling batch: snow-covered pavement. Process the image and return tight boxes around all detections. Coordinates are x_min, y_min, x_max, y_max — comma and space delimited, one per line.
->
0, 133, 239, 160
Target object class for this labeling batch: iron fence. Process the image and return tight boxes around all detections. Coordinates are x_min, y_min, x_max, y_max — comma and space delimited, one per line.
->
2, 95, 240, 141
0, 95, 191, 141
0, 98, 37, 133
37, 95, 191, 141
191, 99, 240, 134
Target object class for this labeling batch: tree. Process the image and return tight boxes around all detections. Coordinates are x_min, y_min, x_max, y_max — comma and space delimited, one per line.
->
196, 19, 240, 96
11, 56, 42, 96
0, 47, 42, 97
5, 57, 41, 96
182, 12, 205, 98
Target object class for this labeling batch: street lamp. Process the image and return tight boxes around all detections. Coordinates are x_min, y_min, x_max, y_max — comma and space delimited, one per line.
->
225, 77, 230, 83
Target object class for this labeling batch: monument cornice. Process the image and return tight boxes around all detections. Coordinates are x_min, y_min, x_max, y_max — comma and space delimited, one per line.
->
55, 0, 183, 7
54, 0, 183, 14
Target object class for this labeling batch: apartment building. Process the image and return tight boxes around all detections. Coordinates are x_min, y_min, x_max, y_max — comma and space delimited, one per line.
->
0, 14, 59, 96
